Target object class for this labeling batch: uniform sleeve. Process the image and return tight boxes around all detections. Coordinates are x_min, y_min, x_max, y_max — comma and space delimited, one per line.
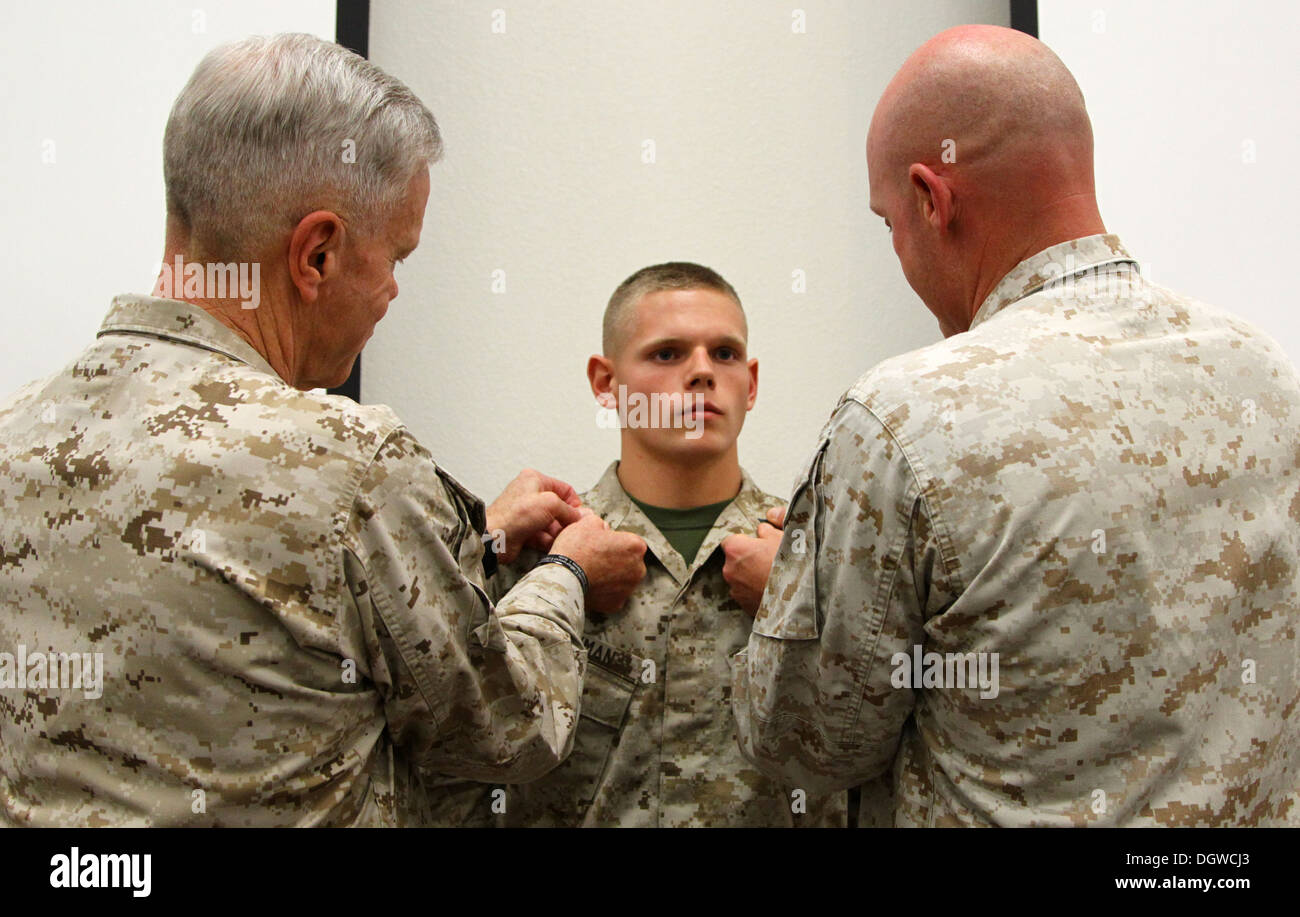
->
486, 546, 544, 603
340, 430, 587, 784
732, 400, 947, 795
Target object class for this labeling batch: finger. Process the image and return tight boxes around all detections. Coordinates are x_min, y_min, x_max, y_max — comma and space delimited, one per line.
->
757, 522, 782, 540
574, 512, 606, 533
540, 491, 583, 527
722, 533, 758, 556
506, 468, 540, 494
533, 472, 581, 507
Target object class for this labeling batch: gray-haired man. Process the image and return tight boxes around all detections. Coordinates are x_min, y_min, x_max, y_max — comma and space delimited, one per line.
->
0, 33, 645, 827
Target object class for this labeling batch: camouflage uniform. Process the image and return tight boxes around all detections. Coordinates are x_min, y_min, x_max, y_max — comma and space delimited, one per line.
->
0, 294, 586, 827
501, 463, 846, 827
733, 235, 1300, 826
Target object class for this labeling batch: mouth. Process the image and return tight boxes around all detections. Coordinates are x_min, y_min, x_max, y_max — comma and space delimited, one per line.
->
682, 400, 723, 419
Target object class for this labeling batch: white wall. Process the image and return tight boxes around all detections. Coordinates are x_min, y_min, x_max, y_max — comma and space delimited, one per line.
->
0, 0, 334, 399
8, 3, 1292, 509
1040, 1, 1300, 364
365, 0, 1009, 501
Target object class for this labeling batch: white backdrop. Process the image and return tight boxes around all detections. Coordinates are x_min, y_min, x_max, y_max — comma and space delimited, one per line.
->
0, 0, 335, 398
1040, 1, 1300, 366
9, 3, 1291, 509
364, 0, 1009, 501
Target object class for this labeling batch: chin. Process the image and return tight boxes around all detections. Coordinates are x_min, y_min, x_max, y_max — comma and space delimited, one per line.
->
662, 431, 735, 459
325, 357, 360, 390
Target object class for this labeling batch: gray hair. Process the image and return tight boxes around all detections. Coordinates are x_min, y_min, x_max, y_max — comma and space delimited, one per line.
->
164, 33, 442, 260
602, 262, 745, 356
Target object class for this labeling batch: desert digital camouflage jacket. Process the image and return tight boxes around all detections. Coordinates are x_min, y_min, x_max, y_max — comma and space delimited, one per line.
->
0, 294, 587, 827
733, 234, 1300, 827
500, 463, 846, 827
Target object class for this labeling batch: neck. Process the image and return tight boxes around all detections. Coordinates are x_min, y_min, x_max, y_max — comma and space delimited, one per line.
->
616, 440, 743, 508
153, 238, 298, 386
965, 191, 1106, 329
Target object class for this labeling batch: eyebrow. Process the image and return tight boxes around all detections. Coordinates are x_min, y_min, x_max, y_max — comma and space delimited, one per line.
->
642, 334, 747, 352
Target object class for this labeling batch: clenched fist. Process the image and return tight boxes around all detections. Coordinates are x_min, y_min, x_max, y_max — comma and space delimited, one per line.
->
720, 505, 787, 615
551, 514, 648, 616
485, 469, 584, 563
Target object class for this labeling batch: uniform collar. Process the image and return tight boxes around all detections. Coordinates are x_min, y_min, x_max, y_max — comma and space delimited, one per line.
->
585, 460, 771, 586
97, 293, 284, 382
969, 234, 1138, 330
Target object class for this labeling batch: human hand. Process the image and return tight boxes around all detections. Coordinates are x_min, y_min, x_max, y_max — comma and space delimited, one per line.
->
551, 515, 648, 615
484, 469, 584, 563
721, 518, 784, 616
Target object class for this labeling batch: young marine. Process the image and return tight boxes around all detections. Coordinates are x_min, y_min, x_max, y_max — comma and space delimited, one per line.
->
498, 263, 846, 827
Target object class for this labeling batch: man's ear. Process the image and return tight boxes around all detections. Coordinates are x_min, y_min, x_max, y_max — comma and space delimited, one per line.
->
588, 354, 616, 407
908, 163, 954, 234
746, 357, 758, 411
288, 211, 345, 304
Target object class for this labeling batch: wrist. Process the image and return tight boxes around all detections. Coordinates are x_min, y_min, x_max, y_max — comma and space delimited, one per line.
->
535, 553, 589, 595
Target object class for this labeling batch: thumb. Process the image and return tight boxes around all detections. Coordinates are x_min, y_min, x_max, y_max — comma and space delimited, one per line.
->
542, 493, 583, 527
766, 505, 787, 528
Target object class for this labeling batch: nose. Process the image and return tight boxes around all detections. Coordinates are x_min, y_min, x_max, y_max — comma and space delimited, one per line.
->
685, 346, 715, 390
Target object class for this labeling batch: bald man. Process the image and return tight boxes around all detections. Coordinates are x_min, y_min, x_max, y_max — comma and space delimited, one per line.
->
723, 25, 1300, 826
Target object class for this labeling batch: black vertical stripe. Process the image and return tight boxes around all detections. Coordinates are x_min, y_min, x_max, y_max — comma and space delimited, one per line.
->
1010, 0, 1038, 37
327, 0, 370, 403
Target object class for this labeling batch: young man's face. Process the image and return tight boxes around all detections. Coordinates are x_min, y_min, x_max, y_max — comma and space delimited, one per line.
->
599, 287, 758, 462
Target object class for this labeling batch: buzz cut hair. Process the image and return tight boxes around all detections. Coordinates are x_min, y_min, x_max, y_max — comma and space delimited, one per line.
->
602, 262, 745, 357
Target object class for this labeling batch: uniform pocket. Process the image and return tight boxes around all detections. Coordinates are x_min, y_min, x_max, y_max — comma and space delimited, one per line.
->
433, 466, 491, 579
580, 659, 637, 729
507, 642, 638, 825
751, 436, 828, 642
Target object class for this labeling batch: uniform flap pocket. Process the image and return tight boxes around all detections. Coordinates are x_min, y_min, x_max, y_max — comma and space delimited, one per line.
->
435, 465, 488, 535
750, 589, 821, 640
751, 436, 827, 642
580, 638, 639, 729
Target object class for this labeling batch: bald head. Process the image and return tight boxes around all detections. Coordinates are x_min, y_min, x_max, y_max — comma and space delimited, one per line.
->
869, 25, 1094, 194
867, 25, 1106, 335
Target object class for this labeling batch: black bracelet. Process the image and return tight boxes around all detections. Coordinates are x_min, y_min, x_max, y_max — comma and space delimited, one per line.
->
535, 554, 589, 595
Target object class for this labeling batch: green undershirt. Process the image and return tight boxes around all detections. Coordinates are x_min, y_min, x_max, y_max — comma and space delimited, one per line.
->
629, 495, 734, 567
